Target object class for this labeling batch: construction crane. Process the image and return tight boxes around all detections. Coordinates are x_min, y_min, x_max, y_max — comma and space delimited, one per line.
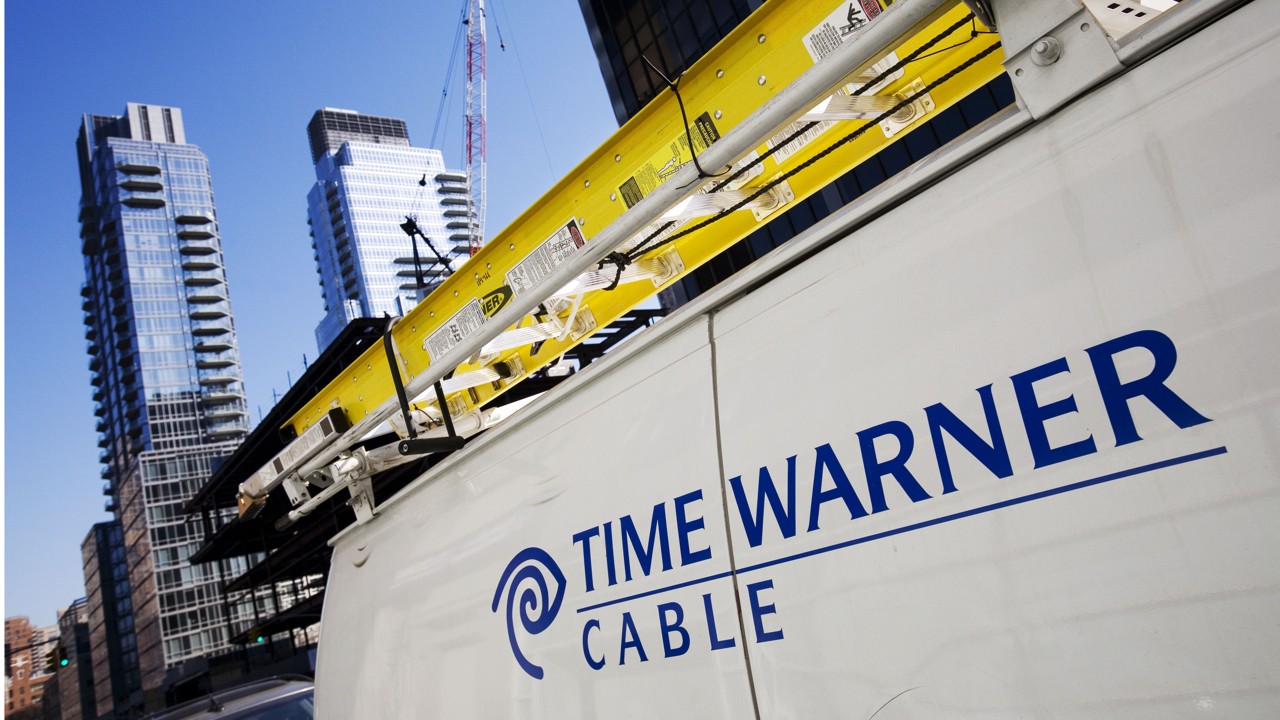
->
465, 0, 487, 255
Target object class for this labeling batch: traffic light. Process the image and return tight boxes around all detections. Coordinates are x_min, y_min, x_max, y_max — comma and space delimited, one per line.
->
47, 645, 67, 671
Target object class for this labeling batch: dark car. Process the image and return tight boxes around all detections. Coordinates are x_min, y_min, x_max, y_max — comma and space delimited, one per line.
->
143, 676, 314, 720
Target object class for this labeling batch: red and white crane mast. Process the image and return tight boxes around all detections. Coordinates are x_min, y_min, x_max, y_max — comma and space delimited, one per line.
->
464, 0, 487, 254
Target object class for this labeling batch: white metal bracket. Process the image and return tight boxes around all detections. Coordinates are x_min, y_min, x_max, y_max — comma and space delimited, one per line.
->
992, 0, 1124, 119
347, 476, 376, 526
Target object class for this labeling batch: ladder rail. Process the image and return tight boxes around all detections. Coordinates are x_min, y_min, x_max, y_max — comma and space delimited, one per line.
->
240, 0, 971, 505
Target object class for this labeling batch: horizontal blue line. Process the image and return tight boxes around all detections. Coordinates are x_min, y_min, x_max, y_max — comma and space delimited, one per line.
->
574, 446, 1227, 614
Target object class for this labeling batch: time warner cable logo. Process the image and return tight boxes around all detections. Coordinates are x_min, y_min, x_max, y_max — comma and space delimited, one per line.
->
492, 547, 566, 679
490, 329, 1220, 680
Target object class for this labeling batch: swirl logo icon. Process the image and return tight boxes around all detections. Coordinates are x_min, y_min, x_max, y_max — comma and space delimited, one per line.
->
492, 547, 566, 679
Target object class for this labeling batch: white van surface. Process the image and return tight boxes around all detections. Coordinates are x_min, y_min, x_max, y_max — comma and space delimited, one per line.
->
314, 2, 1280, 717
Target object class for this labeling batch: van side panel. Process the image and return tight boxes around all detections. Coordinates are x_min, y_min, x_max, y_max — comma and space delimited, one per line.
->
316, 318, 757, 718
712, 4, 1280, 717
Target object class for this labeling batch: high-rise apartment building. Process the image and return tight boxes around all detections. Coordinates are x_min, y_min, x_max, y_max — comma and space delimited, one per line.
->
577, 0, 1014, 305
76, 103, 255, 699
306, 108, 470, 350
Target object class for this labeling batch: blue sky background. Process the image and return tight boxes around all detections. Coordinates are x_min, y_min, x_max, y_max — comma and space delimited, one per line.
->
4, 0, 619, 625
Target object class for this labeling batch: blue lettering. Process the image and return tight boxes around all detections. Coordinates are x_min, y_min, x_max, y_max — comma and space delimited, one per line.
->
658, 601, 690, 658
925, 383, 1013, 494
572, 527, 600, 592
703, 593, 736, 651
602, 521, 618, 587
857, 421, 932, 513
620, 506, 673, 582
1086, 330, 1210, 445
619, 611, 648, 664
747, 580, 784, 643
582, 619, 605, 670
1011, 358, 1097, 467
729, 455, 798, 548
808, 443, 869, 531
673, 490, 712, 566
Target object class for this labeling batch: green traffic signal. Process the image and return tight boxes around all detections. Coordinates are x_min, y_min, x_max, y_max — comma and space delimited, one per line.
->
256, 636, 265, 643
60, 658, 69, 667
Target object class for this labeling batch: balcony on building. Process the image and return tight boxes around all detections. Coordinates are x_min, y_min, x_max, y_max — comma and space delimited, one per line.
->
119, 179, 164, 192
177, 228, 216, 240
121, 196, 166, 209
443, 208, 470, 218
195, 357, 236, 370
205, 408, 247, 421
202, 389, 245, 405
183, 271, 224, 287
191, 320, 232, 337
178, 239, 218, 255
190, 305, 231, 321
187, 289, 228, 305
181, 258, 221, 272
198, 372, 240, 386
116, 162, 162, 176
440, 196, 469, 206
175, 211, 214, 225
205, 423, 245, 440
437, 184, 468, 194
194, 339, 234, 353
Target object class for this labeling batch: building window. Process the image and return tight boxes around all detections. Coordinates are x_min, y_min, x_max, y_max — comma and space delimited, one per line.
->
163, 108, 176, 143
139, 106, 153, 141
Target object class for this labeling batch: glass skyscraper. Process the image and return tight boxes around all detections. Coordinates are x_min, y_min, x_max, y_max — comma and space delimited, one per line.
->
76, 103, 255, 702
306, 108, 470, 351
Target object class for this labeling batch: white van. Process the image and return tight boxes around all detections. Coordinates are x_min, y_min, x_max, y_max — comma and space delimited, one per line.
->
310, 1, 1280, 717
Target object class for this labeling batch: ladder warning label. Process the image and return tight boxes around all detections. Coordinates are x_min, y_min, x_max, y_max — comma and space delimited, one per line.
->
425, 298, 485, 362
619, 113, 721, 208
804, 1, 888, 62
505, 220, 587, 296
773, 4, 900, 166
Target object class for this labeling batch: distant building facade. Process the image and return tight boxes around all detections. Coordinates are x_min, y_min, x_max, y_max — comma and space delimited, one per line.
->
51, 600, 97, 720
81, 521, 143, 717
76, 103, 257, 701
306, 108, 470, 350
576, 0, 1015, 306
5, 616, 56, 718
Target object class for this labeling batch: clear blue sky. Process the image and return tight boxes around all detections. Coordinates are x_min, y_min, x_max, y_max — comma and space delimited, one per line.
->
4, 0, 619, 626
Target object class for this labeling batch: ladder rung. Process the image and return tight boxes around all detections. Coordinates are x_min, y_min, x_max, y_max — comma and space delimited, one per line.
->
802, 93, 903, 121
